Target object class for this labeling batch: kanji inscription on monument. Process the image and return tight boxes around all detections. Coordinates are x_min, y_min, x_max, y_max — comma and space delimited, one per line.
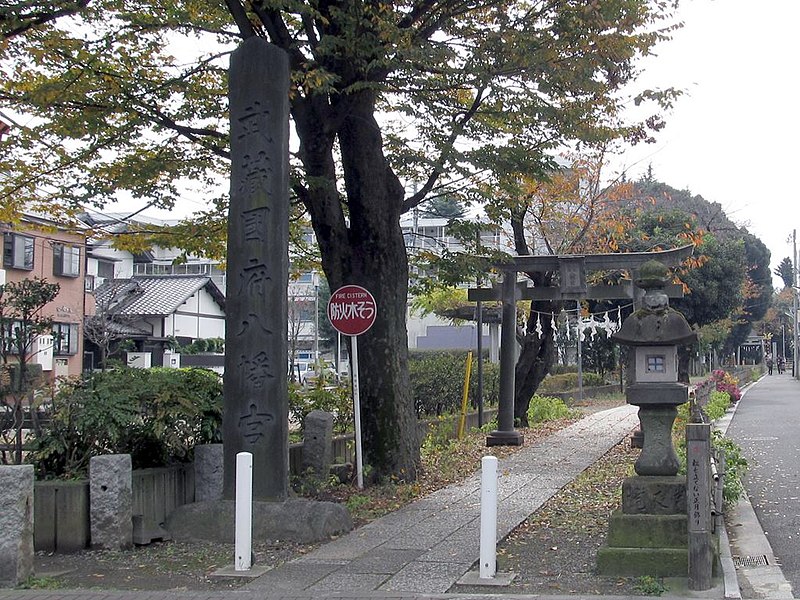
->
223, 37, 290, 502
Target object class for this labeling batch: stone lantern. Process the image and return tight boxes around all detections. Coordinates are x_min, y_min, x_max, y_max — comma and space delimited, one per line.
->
613, 259, 697, 476
597, 259, 699, 577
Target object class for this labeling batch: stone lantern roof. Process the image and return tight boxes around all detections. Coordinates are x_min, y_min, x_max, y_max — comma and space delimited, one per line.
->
613, 259, 697, 347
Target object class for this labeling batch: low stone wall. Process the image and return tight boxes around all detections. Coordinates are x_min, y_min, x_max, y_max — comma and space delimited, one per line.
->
34, 463, 194, 553
0, 465, 34, 587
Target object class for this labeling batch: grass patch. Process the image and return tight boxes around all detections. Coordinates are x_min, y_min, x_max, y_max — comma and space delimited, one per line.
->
16, 576, 67, 590
633, 575, 666, 595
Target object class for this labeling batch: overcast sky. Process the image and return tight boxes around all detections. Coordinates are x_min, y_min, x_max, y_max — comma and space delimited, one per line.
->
616, 0, 799, 286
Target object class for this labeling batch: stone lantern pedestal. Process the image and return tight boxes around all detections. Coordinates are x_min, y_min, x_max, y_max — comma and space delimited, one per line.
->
597, 260, 702, 577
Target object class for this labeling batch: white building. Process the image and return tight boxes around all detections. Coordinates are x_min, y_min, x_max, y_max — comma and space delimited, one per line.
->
401, 213, 503, 353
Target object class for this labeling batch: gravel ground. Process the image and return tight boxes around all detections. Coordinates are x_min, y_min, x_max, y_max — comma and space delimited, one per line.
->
31, 397, 644, 594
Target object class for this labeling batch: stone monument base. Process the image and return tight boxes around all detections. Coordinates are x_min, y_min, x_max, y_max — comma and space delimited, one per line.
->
166, 498, 353, 544
597, 475, 718, 577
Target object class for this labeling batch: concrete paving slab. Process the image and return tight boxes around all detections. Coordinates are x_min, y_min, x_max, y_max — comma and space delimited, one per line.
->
306, 572, 390, 592
342, 549, 427, 575
496, 473, 541, 497
417, 527, 479, 563
378, 560, 473, 593
385, 517, 472, 551
209, 564, 272, 579
294, 533, 384, 561
243, 561, 341, 591
457, 568, 517, 586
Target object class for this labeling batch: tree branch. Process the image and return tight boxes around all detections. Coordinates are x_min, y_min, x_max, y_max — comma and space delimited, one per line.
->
0, 0, 89, 40
224, 0, 256, 38
402, 84, 488, 213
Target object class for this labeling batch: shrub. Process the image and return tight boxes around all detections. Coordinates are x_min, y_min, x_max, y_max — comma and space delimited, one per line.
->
526, 395, 575, 424
538, 372, 606, 393
704, 390, 731, 421
289, 380, 353, 434
409, 351, 499, 417
674, 382, 747, 509
712, 431, 747, 509
633, 575, 666, 596
710, 369, 741, 403
29, 367, 223, 479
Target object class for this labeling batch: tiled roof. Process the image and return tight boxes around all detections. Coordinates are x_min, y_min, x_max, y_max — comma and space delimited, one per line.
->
94, 276, 225, 317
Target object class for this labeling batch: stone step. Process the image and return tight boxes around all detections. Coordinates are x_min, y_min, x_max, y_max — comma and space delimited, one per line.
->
596, 546, 688, 577
606, 511, 687, 548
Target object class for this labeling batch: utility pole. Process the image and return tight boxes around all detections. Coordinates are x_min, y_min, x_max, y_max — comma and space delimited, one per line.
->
476, 228, 484, 427
792, 229, 799, 379
314, 277, 320, 367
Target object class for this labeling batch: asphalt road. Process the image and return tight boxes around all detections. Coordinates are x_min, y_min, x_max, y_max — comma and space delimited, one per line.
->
727, 371, 800, 596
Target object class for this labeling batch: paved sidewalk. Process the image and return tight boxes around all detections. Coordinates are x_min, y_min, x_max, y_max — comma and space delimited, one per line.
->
243, 404, 640, 596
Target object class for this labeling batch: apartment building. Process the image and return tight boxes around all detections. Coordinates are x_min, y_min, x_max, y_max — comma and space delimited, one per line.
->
1, 215, 91, 380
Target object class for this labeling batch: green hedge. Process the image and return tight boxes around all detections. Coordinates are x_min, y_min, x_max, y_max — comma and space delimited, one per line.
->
409, 350, 499, 416
538, 372, 607, 393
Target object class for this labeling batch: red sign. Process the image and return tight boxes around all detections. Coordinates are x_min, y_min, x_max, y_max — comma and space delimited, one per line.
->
327, 285, 377, 336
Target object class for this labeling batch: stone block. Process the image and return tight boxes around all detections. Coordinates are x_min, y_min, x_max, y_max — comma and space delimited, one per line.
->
622, 475, 686, 515
302, 410, 334, 476
167, 498, 353, 544
194, 444, 224, 502
90, 454, 132, 550
0, 465, 34, 587
596, 546, 688, 577
606, 510, 687, 548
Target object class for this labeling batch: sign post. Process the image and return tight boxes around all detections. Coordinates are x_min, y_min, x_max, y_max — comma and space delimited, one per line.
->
327, 285, 377, 489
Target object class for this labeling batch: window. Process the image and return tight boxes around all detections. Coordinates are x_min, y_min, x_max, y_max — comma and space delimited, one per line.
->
646, 354, 666, 373
53, 243, 80, 277
0, 320, 21, 354
3, 233, 34, 270
52, 323, 79, 356
97, 259, 115, 279
296, 271, 314, 283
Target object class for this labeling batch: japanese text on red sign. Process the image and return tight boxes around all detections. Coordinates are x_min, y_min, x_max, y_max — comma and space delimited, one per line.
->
329, 298, 375, 322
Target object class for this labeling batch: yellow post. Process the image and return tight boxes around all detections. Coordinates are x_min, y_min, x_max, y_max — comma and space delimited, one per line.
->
458, 351, 474, 439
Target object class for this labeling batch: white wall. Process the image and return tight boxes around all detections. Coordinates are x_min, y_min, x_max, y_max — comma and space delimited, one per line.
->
168, 289, 226, 340
88, 242, 134, 279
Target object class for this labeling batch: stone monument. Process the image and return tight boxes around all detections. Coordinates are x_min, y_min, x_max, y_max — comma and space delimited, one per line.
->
167, 36, 351, 544
223, 35, 290, 502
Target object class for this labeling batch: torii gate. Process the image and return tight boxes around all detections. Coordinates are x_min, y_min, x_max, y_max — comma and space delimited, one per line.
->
467, 245, 694, 446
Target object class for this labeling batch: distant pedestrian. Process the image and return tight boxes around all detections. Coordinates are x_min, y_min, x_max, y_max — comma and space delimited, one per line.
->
767, 355, 774, 375
777, 356, 785, 374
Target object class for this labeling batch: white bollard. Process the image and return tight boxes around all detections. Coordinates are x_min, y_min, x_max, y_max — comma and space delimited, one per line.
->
235, 452, 253, 571
479, 455, 498, 579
